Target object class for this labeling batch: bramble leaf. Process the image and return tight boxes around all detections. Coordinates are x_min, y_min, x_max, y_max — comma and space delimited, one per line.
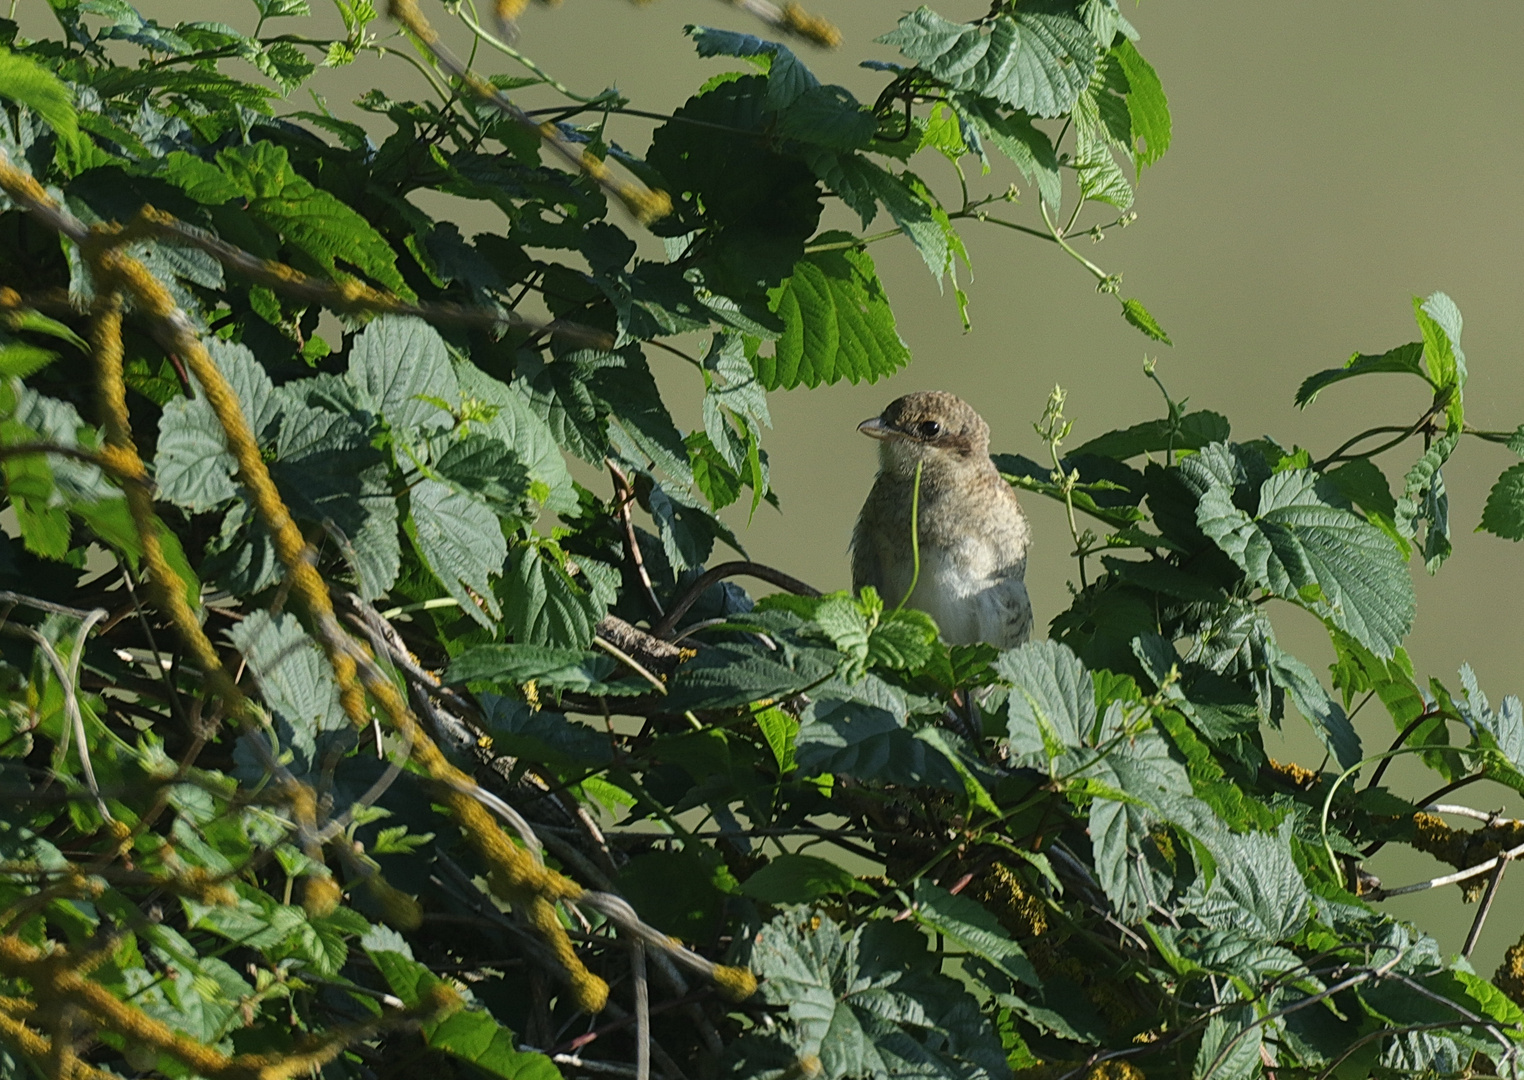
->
1196, 463, 1414, 657
760, 235, 909, 389
880, 7, 1096, 119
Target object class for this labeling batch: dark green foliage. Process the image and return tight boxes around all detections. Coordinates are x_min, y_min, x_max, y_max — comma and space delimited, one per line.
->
3, 5, 1524, 1080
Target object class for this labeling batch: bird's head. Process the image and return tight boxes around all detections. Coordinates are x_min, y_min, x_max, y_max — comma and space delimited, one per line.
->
857, 391, 991, 476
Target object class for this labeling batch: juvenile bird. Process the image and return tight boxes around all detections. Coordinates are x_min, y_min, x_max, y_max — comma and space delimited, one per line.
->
851, 391, 1032, 649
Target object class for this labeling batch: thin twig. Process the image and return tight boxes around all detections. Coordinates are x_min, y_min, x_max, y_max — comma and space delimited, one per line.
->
1462, 854, 1509, 957
608, 461, 665, 620
592, 636, 667, 696
1371, 835, 1524, 899
1196, 949, 1406, 1080
652, 561, 820, 639
1364, 708, 1444, 789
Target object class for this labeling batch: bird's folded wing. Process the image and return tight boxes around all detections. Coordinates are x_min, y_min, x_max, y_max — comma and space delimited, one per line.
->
975, 574, 1033, 650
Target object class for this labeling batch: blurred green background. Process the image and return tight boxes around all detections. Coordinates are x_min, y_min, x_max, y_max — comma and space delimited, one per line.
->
18, 0, 1524, 971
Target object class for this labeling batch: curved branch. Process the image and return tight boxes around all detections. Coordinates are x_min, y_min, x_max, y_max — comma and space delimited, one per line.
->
1364, 708, 1443, 789
652, 561, 821, 639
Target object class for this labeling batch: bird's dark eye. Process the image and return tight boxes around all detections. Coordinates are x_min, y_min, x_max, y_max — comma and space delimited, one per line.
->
917, 420, 942, 439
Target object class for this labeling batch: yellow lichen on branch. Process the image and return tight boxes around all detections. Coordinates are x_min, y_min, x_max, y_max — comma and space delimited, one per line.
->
0, 937, 460, 1080
0, 149, 758, 1031
388, 0, 671, 225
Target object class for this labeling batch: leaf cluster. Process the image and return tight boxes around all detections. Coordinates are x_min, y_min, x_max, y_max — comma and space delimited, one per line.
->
1, 4, 1523, 1080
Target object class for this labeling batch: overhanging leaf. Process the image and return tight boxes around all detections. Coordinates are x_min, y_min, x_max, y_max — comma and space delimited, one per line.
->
760, 233, 909, 390
406, 479, 506, 629
1196, 463, 1414, 657
879, 7, 1096, 119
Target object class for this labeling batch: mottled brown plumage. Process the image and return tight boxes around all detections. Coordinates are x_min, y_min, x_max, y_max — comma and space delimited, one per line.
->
851, 391, 1032, 648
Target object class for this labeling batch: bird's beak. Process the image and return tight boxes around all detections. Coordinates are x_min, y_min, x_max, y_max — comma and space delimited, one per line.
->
857, 417, 898, 441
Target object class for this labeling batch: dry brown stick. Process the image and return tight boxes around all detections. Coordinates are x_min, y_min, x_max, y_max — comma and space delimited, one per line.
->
1462, 854, 1509, 958
651, 561, 820, 639
607, 462, 665, 621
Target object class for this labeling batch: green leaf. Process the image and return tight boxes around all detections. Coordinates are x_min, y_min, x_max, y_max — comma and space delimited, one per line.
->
760, 235, 909, 390
155, 399, 237, 512
1395, 432, 1457, 572
155, 339, 286, 512
748, 913, 1008, 1080
952, 95, 1062, 209
1416, 290, 1466, 398
226, 611, 346, 760
431, 434, 532, 516
455, 364, 576, 514
1072, 81, 1133, 211
1193, 999, 1260, 1080
215, 143, 412, 297
1457, 664, 1524, 773
0, 46, 78, 156
1121, 298, 1171, 344
738, 853, 870, 904
502, 542, 604, 650
879, 7, 1096, 119
776, 85, 876, 151
1481, 461, 1524, 541
365, 932, 558, 1080
159, 149, 243, 204
254, 0, 312, 16
1069, 410, 1228, 459
868, 608, 940, 672
255, 40, 315, 90
911, 879, 1037, 986
666, 641, 838, 711
422, 1010, 560, 1080
1113, 39, 1170, 167
689, 431, 744, 510
755, 705, 798, 774
3, 308, 88, 352
347, 316, 458, 433
795, 699, 962, 789
1196, 465, 1415, 657
618, 849, 728, 942
1085, 723, 1210, 919
1323, 458, 1406, 557
0, 343, 57, 379
854, 165, 956, 282
686, 25, 819, 110
477, 694, 613, 768
995, 640, 1095, 759
1190, 823, 1309, 940
1266, 643, 1361, 770
1294, 341, 1427, 408
407, 479, 507, 630
449, 645, 646, 696
1451, 968, 1524, 1030
0, 427, 69, 559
